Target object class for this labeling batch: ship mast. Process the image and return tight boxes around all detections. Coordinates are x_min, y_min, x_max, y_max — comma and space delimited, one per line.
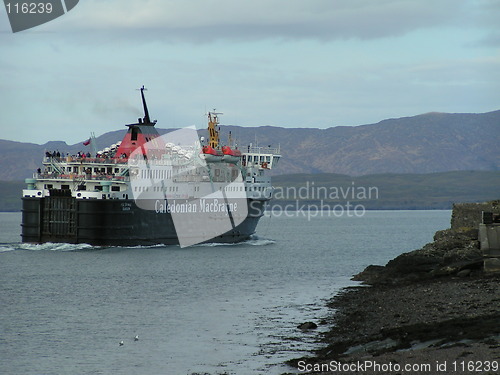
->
207, 110, 222, 148
139, 85, 152, 125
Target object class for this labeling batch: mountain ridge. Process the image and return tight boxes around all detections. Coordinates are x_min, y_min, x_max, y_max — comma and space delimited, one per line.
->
1, 110, 498, 180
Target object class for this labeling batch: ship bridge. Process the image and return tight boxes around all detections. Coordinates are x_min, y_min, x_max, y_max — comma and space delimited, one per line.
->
241, 145, 281, 170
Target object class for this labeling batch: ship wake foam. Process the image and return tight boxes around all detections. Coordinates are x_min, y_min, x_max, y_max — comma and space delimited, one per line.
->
11, 242, 94, 252
0, 245, 17, 253
196, 236, 276, 248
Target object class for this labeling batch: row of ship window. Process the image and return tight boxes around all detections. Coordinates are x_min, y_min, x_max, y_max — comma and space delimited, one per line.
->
134, 186, 180, 192
139, 169, 173, 179
137, 169, 235, 179
51, 166, 123, 174
132, 185, 269, 193
242, 155, 273, 163
221, 186, 268, 192
43, 184, 121, 192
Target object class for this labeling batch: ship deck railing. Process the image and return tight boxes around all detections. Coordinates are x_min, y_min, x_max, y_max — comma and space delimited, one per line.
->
43, 156, 129, 165
33, 172, 130, 182
242, 146, 280, 155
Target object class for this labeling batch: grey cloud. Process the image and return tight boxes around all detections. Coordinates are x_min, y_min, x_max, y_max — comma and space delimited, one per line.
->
55, 0, 471, 42
476, 32, 500, 47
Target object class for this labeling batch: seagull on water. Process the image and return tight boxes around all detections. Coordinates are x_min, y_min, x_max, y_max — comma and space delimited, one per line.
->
134, 335, 139, 341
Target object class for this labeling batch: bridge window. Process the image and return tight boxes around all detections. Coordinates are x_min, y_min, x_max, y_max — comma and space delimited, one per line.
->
131, 127, 139, 141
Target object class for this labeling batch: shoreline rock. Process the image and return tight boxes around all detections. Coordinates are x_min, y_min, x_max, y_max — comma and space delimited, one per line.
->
298, 322, 318, 331
288, 274, 500, 375
286, 202, 500, 374
351, 226, 484, 285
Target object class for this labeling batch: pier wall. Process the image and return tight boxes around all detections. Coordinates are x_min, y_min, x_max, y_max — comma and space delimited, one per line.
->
454, 201, 500, 272
451, 201, 500, 230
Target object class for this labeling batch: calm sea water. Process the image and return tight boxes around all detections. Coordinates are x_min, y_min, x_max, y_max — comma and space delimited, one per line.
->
0, 210, 450, 374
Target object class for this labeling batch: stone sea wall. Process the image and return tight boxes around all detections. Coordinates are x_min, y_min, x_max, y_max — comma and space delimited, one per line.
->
451, 201, 500, 230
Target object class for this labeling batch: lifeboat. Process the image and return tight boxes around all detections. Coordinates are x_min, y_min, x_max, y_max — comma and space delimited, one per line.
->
201, 145, 223, 162
221, 146, 242, 163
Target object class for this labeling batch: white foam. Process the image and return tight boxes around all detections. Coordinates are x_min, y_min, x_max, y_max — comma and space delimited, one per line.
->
0, 245, 16, 253
245, 238, 276, 246
17, 242, 93, 252
118, 243, 169, 250
0, 238, 275, 252
195, 237, 276, 248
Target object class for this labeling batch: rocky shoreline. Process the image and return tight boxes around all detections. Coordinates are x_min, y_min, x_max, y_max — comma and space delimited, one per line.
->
286, 203, 500, 374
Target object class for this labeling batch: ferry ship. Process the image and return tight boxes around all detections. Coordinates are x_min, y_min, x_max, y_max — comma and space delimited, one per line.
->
21, 87, 280, 247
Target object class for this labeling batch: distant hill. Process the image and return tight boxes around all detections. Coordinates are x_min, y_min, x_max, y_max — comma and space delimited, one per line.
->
0, 180, 24, 212
1, 110, 499, 180
272, 171, 500, 210
224, 110, 499, 176
3, 171, 499, 211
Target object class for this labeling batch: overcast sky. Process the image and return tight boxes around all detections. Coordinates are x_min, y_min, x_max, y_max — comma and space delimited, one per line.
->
1, 0, 498, 145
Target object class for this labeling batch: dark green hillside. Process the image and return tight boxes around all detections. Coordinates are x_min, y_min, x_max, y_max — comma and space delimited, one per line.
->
0, 181, 24, 211
272, 171, 500, 209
